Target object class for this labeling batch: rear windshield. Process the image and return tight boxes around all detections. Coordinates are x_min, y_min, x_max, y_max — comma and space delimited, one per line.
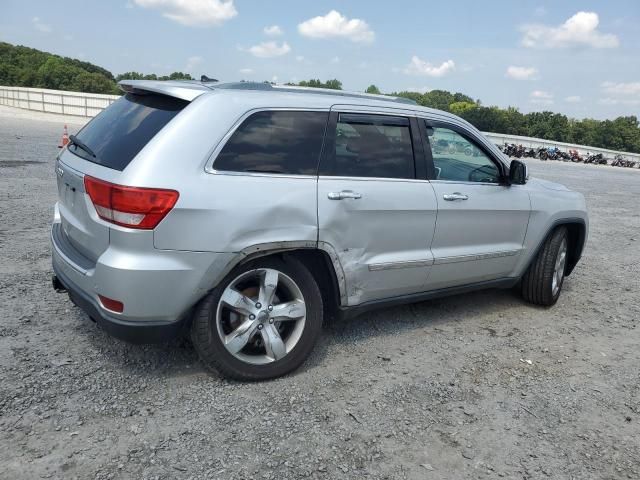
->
70, 93, 188, 171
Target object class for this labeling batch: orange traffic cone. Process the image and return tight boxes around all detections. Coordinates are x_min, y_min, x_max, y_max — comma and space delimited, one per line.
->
58, 124, 69, 149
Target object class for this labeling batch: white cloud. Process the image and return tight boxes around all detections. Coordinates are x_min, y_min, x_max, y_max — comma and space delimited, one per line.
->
133, 0, 237, 27
530, 90, 554, 105
185, 55, 203, 71
263, 25, 283, 36
403, 56, 455, 77
521, 11, 619, 49
239, 67, 254, 74
32, 17, 52, 33
602, 81, 640, 96
298, 10, 374, 44
506, 66, 538, 80
243, 41, 291, 58
598, 98, 640, 106
599, 82, 640, 105
565, 95, 582, 103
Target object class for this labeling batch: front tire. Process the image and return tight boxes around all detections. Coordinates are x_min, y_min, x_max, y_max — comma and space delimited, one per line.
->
191, 256, 323, 381
521, 227, 568, 306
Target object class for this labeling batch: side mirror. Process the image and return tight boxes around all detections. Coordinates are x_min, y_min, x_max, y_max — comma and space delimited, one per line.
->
509, 160, 528, 185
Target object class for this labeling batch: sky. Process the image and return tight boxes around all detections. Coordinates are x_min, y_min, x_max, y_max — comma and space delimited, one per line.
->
2, 0, 639, 120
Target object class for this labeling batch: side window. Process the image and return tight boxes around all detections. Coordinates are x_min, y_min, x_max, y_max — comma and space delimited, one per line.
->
426, 125, 501, 183
326, 113, 415, 179
215, 111, 328, 175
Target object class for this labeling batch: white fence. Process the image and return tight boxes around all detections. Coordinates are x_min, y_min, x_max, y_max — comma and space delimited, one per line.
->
1, 85, 638, 161
483, 132, 640, 162
0, 86, 119, 118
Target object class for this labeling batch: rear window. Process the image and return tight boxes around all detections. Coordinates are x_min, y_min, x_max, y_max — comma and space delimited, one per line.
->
214, 111, 328, 175
70, 93, 188, 171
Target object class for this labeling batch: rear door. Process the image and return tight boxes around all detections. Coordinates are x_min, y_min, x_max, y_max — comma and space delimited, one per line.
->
317, 108, 438, 306
420, 120, 531, 290
56, 92, 188, 262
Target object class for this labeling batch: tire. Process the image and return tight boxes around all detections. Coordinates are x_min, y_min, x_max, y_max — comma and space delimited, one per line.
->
521, 227, 568, 306
191, 256, 323, 381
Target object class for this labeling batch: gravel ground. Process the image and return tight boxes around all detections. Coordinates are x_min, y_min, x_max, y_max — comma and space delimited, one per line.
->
1, 106, 639, 480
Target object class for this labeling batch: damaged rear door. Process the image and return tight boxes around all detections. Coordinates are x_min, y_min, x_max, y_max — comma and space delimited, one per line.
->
317, 108, 438, 306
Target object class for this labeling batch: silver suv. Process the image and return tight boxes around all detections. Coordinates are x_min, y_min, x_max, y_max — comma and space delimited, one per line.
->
51, 80, 588, 380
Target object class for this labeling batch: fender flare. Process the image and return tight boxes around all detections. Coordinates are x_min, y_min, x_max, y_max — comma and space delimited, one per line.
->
525, 217, 587, 277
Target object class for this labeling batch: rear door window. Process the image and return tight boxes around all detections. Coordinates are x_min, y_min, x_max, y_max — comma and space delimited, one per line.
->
70, 93, 188, 171
322, 113, 415, 179
214, 111, 328, 175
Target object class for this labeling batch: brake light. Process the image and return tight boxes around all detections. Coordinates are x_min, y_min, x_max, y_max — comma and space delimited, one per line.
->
83, 176, 178, 229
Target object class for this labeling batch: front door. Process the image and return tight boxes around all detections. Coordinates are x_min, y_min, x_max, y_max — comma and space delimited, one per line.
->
421, 122, 531, 290
317, 110, 438, 306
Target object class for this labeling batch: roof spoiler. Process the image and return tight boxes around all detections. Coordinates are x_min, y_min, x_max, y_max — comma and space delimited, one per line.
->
118, 80, 211, 102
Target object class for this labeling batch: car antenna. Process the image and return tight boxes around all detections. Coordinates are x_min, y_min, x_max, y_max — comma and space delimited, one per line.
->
201, 75, 219, 83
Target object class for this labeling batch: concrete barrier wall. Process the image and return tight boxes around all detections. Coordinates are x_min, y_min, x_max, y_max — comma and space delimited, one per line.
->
0, 86, 120, 118
1, 85, 638, 161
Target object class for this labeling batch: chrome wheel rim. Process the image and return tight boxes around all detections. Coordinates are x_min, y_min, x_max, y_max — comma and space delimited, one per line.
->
552, 238, 567, 296
216, 268, 306, 365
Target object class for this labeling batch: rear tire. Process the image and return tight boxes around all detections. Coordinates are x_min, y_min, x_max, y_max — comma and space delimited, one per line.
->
191, 256, 323, 381
521, 227, 568, 306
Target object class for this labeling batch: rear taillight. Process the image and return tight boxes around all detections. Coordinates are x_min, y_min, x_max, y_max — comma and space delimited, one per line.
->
83, 176, 179, 229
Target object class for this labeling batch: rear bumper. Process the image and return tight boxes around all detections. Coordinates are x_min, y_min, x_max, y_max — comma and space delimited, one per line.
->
52, 268, 188, 344
50, 216, 236, 343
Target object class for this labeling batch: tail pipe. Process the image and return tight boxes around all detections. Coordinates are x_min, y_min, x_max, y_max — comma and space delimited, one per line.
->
52, 275, 67, 293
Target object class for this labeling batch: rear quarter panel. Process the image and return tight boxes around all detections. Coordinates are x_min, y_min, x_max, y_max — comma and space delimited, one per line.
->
141, 93, 320, 252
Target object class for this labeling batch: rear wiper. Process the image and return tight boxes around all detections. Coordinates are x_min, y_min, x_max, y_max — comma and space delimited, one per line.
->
68, 135, 96, 158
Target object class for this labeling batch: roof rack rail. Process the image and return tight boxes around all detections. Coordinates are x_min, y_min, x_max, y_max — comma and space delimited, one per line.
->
210, 82, 417, 105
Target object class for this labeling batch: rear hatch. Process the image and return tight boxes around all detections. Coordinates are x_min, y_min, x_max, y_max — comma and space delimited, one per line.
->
55, 87, 194, 263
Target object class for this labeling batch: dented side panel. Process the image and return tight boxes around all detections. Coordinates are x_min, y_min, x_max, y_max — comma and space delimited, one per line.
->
154, 173, 318, 252
317, 177, 438, 306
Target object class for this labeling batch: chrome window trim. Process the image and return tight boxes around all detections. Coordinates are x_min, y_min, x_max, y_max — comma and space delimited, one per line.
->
429, 179, 502, 187
318, 175, 431, 184
204, 107, 330, 176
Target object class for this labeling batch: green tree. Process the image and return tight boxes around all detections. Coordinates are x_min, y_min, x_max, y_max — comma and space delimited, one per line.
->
296, 78, 342, 90
365, 84, 381, 94
449, 101, 476, 116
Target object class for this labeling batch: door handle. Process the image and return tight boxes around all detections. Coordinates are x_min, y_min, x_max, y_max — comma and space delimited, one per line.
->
328, 190, 362, 200
443, 192, 468, 201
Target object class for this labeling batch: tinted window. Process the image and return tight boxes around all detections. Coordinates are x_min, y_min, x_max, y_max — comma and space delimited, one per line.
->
426, 125, 500, 183
325, 114, 415, 179
215, 111, 328, 175
71, 93, 188, 171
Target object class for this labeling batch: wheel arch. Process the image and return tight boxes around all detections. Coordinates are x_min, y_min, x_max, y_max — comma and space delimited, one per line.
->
212, 242, 347, 313
527, 218, 587, 277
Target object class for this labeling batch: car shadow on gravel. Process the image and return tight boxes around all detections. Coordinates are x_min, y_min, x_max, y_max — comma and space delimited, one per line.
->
74, 287, 528, 381
324, 287, 526, 344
